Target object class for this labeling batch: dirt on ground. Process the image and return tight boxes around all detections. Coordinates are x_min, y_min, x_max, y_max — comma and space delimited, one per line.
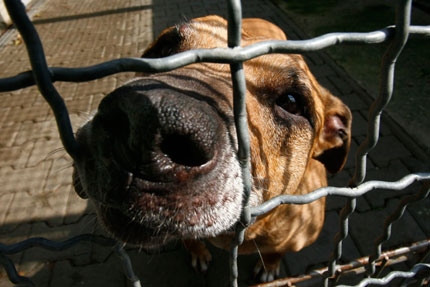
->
272, 0, 430, 154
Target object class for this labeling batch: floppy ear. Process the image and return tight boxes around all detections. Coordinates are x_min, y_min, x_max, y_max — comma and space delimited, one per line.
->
313, 88, 352, 174
141, 16, 228, 59
141, 25, 184, 59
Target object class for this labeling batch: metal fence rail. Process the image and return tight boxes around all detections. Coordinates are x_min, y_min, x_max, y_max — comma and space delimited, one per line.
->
250, 239, 430, 287
0, 0, 429, 286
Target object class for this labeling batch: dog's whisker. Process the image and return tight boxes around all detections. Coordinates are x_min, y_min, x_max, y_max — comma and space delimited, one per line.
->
253, 239, 266, 272
53, 163, 74, 174
77, 213, 98, 234
69, 109, 95, 121
121, 241, 127, 250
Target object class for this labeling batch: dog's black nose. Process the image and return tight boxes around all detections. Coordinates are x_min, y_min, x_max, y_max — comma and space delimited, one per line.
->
93, 80, 222, 182
160, 132, 211, 167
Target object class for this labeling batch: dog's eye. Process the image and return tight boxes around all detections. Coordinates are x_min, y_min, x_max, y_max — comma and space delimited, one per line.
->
275, 94, 303, 116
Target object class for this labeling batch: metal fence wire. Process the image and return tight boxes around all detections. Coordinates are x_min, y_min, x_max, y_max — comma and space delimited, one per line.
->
0, 0, 430, 286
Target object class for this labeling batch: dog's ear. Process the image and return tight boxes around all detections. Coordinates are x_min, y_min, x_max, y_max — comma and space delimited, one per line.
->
313, 88, 352, 174
141, 26, 183, 58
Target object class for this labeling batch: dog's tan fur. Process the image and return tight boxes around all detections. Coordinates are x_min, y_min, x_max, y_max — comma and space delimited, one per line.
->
73, 15, 351, 280
141, 15, 351, 275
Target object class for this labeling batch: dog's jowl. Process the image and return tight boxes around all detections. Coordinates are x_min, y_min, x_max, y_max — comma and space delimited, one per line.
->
72, 15, 352, 281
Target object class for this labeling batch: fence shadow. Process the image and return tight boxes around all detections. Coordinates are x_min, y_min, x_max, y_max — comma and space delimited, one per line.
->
32, 5, 152, 25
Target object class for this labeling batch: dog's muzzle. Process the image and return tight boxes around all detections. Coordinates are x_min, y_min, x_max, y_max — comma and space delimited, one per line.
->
73, 78, 243, 246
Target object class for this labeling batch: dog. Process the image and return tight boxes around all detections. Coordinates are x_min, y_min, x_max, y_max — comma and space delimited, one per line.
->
72, 15, 351, 281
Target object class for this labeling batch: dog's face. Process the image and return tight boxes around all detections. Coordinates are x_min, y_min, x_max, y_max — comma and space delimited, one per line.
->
72, 16, 351, 248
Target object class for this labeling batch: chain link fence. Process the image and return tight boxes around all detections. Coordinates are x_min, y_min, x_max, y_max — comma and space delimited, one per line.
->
0, 0, 430, 286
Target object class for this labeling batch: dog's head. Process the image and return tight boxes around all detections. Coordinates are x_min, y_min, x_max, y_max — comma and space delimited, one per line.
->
72, 16, 351, 247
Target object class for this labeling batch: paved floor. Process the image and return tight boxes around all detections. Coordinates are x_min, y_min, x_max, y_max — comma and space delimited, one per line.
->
0, 0, 429, 286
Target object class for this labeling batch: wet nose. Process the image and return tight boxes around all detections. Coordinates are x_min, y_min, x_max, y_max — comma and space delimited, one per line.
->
160, 132, 212, 167
95, 82, 222, 181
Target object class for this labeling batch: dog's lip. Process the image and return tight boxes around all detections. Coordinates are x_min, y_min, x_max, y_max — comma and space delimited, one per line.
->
97, 202, 175, 247
119, 145, 220, 185
98, 149, 222, 210
128, 174, 172, 195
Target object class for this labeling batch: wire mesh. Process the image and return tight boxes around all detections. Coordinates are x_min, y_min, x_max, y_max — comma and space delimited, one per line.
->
0, 0, 429, 286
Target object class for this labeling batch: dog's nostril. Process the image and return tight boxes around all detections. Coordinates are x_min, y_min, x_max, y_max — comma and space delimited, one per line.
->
160, 134, 211, 167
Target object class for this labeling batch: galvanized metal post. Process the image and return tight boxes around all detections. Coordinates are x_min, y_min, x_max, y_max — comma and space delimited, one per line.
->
4, 0, 81, 161
225, 1, 253, 286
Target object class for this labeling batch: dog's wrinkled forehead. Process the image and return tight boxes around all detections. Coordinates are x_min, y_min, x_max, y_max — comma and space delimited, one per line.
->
147, 16, 316, 95
180, 18, 315, 94
144, 15, 338, 138
180, 17, 229, 49
184, 18, 317, 90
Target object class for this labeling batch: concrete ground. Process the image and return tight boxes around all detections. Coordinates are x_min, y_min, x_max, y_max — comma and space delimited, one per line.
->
0, 0, 429, 286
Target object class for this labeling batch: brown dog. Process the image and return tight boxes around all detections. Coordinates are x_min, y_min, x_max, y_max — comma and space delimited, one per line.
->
72, 15, 351, 281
